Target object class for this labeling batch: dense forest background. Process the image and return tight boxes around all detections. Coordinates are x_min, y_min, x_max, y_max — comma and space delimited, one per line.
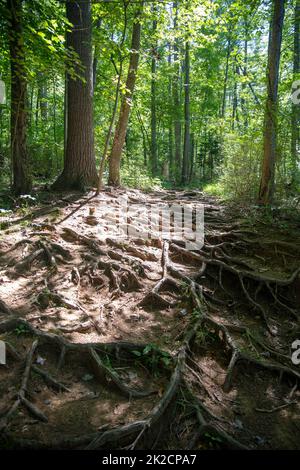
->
0, 0, 299, 205
1, 1, 300, 452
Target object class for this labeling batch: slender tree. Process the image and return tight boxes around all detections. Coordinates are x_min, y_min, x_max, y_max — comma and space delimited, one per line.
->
173, 2, 181, 181
150, 7, 158, 176
96, 3, 128, 193
258, 0, 285, 205
53, 0, 97, 191
7, 0, 32, 195
221, 38, 231, 118
182, 41, 190, 185
168, 45, 174, 178
108, 4, 143, 186
291, 0, 300, 185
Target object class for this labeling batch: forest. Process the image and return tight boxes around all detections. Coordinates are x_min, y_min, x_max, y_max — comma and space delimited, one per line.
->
0, 0, 299, 453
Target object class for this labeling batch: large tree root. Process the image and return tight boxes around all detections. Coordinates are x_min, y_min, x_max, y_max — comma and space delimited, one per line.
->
0, 298, 13, 315
9, 237, 72, 275
89, 348, 155, 398
169, 243, 300, 328
139, 241, 179, 309
1, 191, 299, 450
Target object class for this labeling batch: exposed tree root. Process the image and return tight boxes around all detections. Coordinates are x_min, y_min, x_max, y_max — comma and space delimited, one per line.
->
170, 243, 300, 328
0, 340, 48, 433
1, 189, 299, 450
0, 298, 13, 315
89, 348, 156, 398
62, 227, 106, 255
107, 238, 158, 262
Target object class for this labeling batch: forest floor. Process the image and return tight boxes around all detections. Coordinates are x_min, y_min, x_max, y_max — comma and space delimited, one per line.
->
0, 187, 299, 450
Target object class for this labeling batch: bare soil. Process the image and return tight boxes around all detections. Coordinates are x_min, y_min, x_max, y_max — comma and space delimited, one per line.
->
0, 188, 299, 450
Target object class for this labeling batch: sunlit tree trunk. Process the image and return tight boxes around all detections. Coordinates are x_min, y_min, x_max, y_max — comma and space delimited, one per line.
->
182, 42, 190, 185
258, 0, 285, 205
7, 0, 32, 195
241, 24, 248, 128
221, 38, 231, 118
108, 4, 143, 186
173, 2, 181, 182
53, 0, 97, 191
150, 9, 158, 176
291, 0, 300, 185
167, 45, 174, 179
232, 63, 239, 130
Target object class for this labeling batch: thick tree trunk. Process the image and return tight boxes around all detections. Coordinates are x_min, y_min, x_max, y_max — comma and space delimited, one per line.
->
53, 0, 97, 191
258, 0, 285, 205
7, 0, 32, 195
108, 5, 143, 187
150, 10, 158, 176
291, 0, 300, 184
182, 42, 190, 185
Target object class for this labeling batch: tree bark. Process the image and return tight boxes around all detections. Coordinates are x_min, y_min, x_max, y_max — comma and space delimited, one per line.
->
221, 38, 231, 118
108, 4, 143, 187
291, 0, 300, 185
173, 2, 181, 182
7, 0, 32, 195
53, 0, 97, 191
92, 18, 102, 94
168, 45, 174, 179
37, 72, 48, 121
258, 0, 285, 205
150, 8, 158, 176
181, 41, 190, 185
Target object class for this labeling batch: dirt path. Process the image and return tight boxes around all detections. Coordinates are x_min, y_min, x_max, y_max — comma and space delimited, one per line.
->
0, 188, 299, 449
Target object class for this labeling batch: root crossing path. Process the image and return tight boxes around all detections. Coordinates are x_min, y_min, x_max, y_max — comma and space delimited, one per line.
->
0, 188, 299, 450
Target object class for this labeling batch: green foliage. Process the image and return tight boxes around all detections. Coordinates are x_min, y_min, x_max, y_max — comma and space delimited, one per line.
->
14, 324, 30, 336
121, 167, 163, 191
132, 343, 172, 374
218, 132, 262, 202
0, 0, 298, 202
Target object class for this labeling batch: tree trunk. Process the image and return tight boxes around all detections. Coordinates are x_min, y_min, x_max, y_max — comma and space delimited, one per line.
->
37, 72, 48, 121
150, 9, 158, 176
189, 132, 194, 182
231, 64, 239, 131
241, 26, 248, 128
173, 2, 181, 182
291, 0, 300, 185
7, 0, 32, 195
221, 38, 231, 118
53, 0, 97, 191
258, 0, 285, 205
168, 45, 174, 179
181, 42, 190, 185
92, 18, 102, 94
108, 4, 143, 187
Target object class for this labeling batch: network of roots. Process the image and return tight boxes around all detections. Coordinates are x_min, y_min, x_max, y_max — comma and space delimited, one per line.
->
0, 188, 299, 450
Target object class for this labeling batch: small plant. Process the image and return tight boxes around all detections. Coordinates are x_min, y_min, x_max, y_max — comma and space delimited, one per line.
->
204, 432, 223, 448
14, 324, 30, 336
0, 221, 10, 230
102, 354, 113, 370
132, 343, 172, 374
